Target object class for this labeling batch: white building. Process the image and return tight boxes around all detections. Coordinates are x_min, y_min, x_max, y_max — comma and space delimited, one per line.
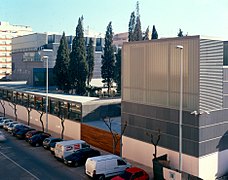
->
0, 21, 32, 79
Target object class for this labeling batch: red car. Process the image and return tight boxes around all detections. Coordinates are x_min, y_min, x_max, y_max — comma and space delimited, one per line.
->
111, 167, 149, 180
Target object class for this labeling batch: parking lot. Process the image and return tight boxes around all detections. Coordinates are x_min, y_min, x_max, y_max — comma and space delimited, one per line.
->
0, 130, 90, 180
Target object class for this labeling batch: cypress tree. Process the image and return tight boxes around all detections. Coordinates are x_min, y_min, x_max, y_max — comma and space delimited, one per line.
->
152, 25, 158, 39
53, 32, 70, 92
143, 26, 150, 40
133, 1, 142, 41
101, 22, 115, 95
69, 17, 88, 95
128, 12, 135, 42
86, 38, 94, 86
114, 48, 121, 94
178, 28, 184, 37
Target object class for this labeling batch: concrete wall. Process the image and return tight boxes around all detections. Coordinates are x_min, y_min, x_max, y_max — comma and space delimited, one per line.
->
122, 136, 199, 178
0, 100, 81, 139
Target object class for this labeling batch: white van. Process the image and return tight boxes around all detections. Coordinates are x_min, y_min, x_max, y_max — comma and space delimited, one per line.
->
85, 154, 131, 179
54, 140, 89, 160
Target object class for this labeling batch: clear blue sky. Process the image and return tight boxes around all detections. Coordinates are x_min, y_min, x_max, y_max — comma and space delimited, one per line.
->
1, 0, 228, 39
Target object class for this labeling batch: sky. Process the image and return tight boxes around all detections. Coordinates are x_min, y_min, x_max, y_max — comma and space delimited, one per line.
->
0, 0, 228, 39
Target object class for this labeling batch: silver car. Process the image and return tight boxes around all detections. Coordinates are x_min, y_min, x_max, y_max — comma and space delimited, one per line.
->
0, 119, 13, 128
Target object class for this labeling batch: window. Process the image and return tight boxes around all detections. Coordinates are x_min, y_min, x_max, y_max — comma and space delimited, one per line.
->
23, 93, 29, 107
29, 94, 35, 108
59, 101, 68, 118
117, 159, 126, 166
35, 96, 43, 111
68, 102, 81, 121
50, 99, 59, 116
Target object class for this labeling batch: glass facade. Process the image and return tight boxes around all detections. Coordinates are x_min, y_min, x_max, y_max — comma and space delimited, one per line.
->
33, 68, 55, 87
0, 88, 82, 122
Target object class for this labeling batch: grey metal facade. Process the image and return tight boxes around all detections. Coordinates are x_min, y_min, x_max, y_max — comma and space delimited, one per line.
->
122, 36, 228, 158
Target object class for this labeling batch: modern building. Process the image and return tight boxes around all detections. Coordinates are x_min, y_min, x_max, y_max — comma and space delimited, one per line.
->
122, 36, 228, 179
11, 32, 105, 87
0, 21, 32, 79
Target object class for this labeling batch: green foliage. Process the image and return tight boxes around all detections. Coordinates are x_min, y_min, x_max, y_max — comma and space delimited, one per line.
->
128, 1, 142, 41
86, 38, 94, 86
152, 25, 158, 39
69, 17, 88, 95
101, 22, 115, 95
114, 48, 121, 94
143, 26, 150, 40
178, 28, 184, 37
53, 32, 70, 92
128, 12, 135, 42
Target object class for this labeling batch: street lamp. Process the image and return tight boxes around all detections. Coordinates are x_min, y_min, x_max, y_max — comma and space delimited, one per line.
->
42, 56, 49, 133
176, 45, 183, 172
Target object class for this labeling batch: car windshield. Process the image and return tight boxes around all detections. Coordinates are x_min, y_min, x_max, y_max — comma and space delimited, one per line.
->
44, 138, 50, 143
119, 171, 132, 179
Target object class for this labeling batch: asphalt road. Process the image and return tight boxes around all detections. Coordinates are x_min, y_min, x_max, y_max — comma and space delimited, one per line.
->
0, 130, 90, 180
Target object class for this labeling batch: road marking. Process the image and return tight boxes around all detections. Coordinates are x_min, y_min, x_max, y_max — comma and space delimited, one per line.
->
0, 151, 40, 180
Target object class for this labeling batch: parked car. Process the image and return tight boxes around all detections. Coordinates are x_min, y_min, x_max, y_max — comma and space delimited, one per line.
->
15, 127, 35, 139
8, 122, 22, 133
3, 121, 18, 131
12, 124, 29, 136
49, 140, 63, 154
64, 148, 100, 167
28, 132, 51, 146
43, 137, 63, 150
85, 155, 131, 180
0, 119, 13, 128
54, 140, 90, 160
25, 130, 43, 141
0, 130, 6, 142
111, 167, 149, 180
0, 116, 8, 121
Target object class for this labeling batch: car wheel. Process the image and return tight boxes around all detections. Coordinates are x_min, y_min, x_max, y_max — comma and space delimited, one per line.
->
74, 162, 79, 167
98, 175, 105, 180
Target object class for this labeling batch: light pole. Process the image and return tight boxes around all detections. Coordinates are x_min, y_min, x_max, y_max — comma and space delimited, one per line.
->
176, 45, 183, 172
42, 56, 49, 133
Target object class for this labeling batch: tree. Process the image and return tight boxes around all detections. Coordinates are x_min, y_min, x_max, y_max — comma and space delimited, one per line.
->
146, 129, 161, 159
102, 116, 127, 155
86, 38, 95, 86
0, 99, 5, 117
178, 28, 184, 37
8, 98, 18, 121
26, 107, 32, 126
143, 26, 150, 40
35, 98, 45, 132
114, 48, 121, 94
133, 1, 142, 41
69, 17, 88, 95
128, 11, 135, 42
152, 25, 158, 39
101, 22, 115, 95
53, 32, 70, 93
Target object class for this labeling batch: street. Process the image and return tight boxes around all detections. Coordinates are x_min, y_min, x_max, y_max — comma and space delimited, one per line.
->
0, 130, 90, 180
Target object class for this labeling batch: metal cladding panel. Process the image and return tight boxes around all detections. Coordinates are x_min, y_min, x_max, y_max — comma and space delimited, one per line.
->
199, 39, 223, 112
122, 37, 200, 111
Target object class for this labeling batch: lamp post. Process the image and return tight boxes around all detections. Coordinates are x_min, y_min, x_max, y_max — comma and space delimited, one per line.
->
42, 56, 49, 133
176, 45, 183, 172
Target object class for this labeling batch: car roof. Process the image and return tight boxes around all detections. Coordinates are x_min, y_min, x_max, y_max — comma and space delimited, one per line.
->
126, 167, 145, 173
56, 140, 85, 146
88, 154, 120, 161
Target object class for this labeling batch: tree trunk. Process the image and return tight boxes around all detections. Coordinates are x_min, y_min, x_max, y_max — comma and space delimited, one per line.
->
61, 118, 65, 139
39, 113, 44, 132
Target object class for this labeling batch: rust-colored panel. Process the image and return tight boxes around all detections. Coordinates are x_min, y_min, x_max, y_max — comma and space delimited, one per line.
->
81, 124, 120, 155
